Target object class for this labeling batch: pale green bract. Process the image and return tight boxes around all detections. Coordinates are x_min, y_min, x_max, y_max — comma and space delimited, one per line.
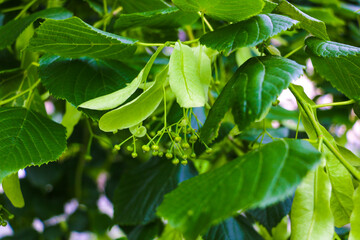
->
29, 17, 137, 60
169, 42, 210, 108
290, 163, 334, 240
172, 0, 264, 22
293, 84, 354, 228
2, 173, 25, 208
61, 102, 82, 139
349, 187, 360, 240
79, 46, 164, 110
99, 66, 168, 132
0, 107, 67, 183
157, 139, 321, 239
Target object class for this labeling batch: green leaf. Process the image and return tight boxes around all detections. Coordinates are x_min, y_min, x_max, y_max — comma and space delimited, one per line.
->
39, 55, 139, 107
2, 173, 25, 208
79, 46, 164, 110
349, 187, 360, 240
293, 84, 354, 227
327, 152, 354, 227
305, 37, 360, 100
119, 0, 169, 13
290, 163, 334, 240
169, 42, 210, 108
274, 0, 329, 40
127, 220, 164, 240
0, 7, 72, 50
200, 14, 298, 54
232, 56, 304, 131
204, 216, 263, 240
201, 56, 303, 143
247, 198, 292, 233
61, 102, 82, 139
172, 0, 265, 22
29, 17, 137, 60
157, 139, 321, 239
200, 67, 240, 143
0, 68, 25, 101
99, 66, 168, 132
0, 107, 66, 182
261, 0, 278, 14
114, 157, 196, 225
299, 7, 345, 27
114, 7, 199, 30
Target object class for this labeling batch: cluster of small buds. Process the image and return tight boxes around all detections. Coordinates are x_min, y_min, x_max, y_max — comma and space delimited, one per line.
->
0, 205, 14, 226
112, 112, 214, 166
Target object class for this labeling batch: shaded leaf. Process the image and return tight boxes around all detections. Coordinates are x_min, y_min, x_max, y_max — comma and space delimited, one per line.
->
127, 220, 164, 240
200, 14, 298, 54
157, 139, 321, 239
0, 107, 66, 182
113, 157, 197, 225
99, 66, 168, 132
0, 7, 72, 49
247, 197, 292, 233
114, 7, 199, 30
172, 0, 264, 22
274, 0, 329, 40
204, 216, 263, 240
29, 17, 137, 60
39, 55, 139, 107
305, 37, 360, 101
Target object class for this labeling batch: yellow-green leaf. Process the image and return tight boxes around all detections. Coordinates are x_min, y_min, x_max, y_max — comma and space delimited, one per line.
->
2, 173, 25, 208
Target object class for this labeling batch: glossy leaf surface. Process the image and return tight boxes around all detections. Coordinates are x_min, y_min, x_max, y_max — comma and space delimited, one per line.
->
172, 0, 264, 22
114, 7, 198, 30
0, 107, 66, 182
200, 14, 298, 54
157, 139, 321, 239
306, 37, 360, 101
29, 17, 137, 60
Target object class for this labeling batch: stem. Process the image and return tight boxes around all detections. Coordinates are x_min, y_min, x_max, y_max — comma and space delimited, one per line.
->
289, 84, 360, 181
163, 86, 167, 128
15, 0, 37, 20
284, 44, 304, 58
312, 99, 355, 109
289, 84, 323, 137
323, 138, 360, 181
0, 79, 41, 106
198, 12, 214, 32
136, 39, 199, 47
